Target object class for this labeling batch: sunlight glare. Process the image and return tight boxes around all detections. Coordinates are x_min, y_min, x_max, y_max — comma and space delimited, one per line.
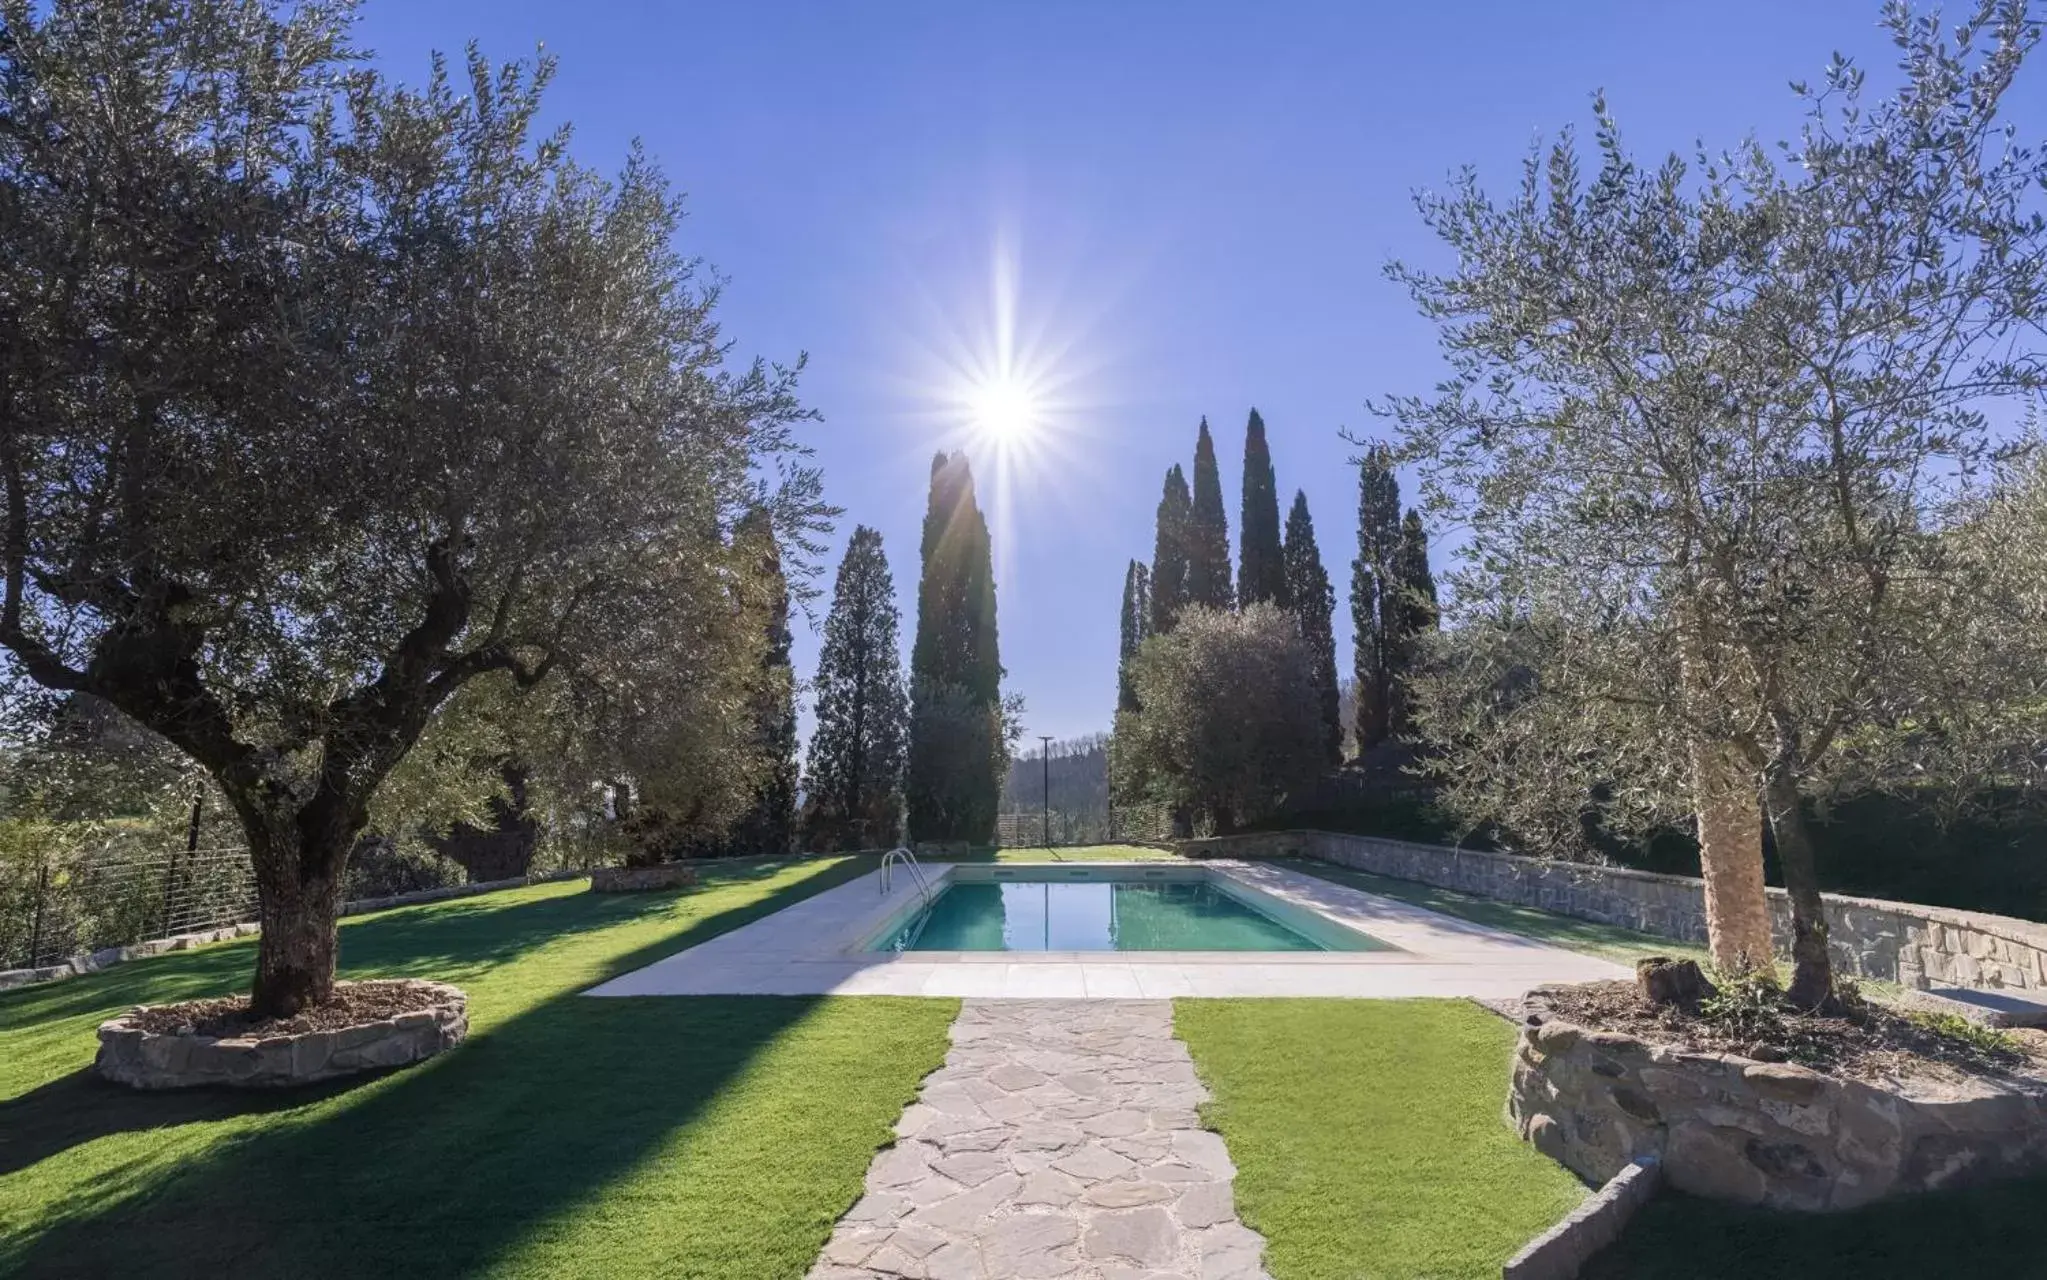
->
967, 373, 1041, 444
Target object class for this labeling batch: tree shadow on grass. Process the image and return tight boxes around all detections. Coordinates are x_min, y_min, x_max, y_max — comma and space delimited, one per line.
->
5, 994, 838, 1278
2, 856, 892, 1278
0, 1065, 376, 1178
1583, 1178, 2047, 1279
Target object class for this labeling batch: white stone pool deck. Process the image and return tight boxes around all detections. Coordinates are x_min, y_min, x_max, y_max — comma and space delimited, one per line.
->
584, 859, 1629, 1000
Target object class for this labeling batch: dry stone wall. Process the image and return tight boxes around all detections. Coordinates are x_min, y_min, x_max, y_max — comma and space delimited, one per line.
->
95, 981, 468, 1089
1507, 989, 2047, 1210
1180, 830, 2047, 998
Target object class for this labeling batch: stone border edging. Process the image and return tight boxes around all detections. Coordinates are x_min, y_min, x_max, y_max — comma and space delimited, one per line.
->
1501, 1158, 1661, 1280
1178, 829, 2047, 997
95, 979, 469, 1089
0, 869, 589, 993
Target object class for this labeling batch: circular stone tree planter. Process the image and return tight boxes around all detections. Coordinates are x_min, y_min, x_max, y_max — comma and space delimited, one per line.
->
95, 980, 468, 1090
1507, 985, 2047, 1211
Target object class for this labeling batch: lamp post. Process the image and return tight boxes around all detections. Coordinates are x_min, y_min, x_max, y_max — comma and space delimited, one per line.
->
1039, 734, 1054, 847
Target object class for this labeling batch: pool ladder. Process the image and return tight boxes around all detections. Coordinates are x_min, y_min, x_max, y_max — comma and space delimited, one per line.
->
879, 846, 934, 908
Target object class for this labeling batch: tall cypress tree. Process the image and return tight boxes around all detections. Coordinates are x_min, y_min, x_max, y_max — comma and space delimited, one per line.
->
1283, 491, 1341, 765
803, 526, 908, 850
906, 451, 1005, 843
1186, 417, 1233, 610
724, 510, 798, 854
1387, 508, 1439, 737
1237, 408, 1287, 608
1118, 559, 1150, 712
1150, 465, 1192, 634
1351, 446, 1403, 751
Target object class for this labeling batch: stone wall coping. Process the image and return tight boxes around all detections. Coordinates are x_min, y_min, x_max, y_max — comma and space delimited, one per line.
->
1501, 1157, 1662, 1280
1181, 829, 2047, 952
0, 868, 589, 993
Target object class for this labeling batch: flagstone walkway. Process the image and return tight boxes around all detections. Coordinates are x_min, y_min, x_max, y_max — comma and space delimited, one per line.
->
808, 1000, 1271, 1280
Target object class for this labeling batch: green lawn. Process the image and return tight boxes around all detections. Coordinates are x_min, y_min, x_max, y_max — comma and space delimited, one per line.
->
1176, 998, 1587, 1280
925, 842, 1178, 862
0, 855, 957, 1279
1276, 856, 1711, 969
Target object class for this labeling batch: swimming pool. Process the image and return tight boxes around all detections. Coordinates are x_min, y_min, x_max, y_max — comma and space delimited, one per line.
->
870, 871, 1392, 953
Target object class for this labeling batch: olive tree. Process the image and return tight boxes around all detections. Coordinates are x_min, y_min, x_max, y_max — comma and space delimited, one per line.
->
1110, 603, 1323, 832
1383, 0, 2047, 1004
0, 1, 824, 1014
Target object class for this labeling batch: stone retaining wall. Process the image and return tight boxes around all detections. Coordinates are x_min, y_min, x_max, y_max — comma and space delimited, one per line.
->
1506, 990, 2047, 1211
95, 980, 469, 1089
1179, 830, 2047, 997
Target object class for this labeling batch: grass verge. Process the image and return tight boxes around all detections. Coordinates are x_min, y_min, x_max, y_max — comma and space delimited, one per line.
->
0, 855, 957, 1279
1275, 855, 1709, 968
1175, 998, 1586, 1280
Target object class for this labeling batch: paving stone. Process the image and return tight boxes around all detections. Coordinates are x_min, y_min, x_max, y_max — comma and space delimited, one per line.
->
871, 1143, 936, 1187
1083, 1179, 1176, 1208
1083, 1208, 1180, 1267
1176, 1181, 1235, 1229
1052, 1144, 1140, 1182
907, 1172, 1023, 1232
1015, 1169, 1085, 1207
821, 1229, 891, 1266
933, 1151, 1011, 1187
990, 1063, 1050, 1092
1170, 1131, 1235, 1178
984, 1212, 1080, 1264
1081, 1110, 1151, 1138
807, 1000, 1271, 1280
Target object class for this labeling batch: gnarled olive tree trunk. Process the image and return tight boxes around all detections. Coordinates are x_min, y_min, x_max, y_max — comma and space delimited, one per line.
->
1763, 751, 1834, 1009
1689, 737, 1772, 975
231, 779, 373, 1016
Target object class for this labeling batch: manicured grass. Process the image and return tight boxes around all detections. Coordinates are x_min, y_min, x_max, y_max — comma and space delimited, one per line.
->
0, 856, 958, 1279
1277, 856, 1713, 968
1175, 998, 1587, 1280
925, 842, 1179, 862
1584, 1178, 2047, 1279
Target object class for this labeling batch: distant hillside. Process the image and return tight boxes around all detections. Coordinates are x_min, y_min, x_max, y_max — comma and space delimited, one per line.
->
1003, 733, 1110, 819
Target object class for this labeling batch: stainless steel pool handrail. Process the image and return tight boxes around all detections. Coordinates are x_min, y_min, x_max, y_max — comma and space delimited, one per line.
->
879, 847, 933, 907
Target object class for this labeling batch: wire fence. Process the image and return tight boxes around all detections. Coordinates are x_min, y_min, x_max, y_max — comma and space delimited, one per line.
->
0, 841, 257, 971
993, 803, 1177, 849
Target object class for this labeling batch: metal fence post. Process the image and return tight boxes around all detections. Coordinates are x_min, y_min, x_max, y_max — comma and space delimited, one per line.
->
160, 847, 180, 938
29, 859, 48, 967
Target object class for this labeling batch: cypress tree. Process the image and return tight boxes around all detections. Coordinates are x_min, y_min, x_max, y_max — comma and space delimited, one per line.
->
1283, 491, 1341, 765
803, 526, 908, 850
1387, 508, 1439, 737
1237, 409, 1287, 608
1150, 465, 1192, 634
906, 451, 1005, 843
1186, 418, 1233, 610
724, 510, 798, 854
1351, 446, 1403, 751
1118, 559, 1150, 712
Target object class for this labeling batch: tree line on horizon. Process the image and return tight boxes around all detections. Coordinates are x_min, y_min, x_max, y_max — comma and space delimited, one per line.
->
1110, 411, 1437, 832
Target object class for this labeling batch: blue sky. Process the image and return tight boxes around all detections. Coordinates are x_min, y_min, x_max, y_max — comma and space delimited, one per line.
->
352, 1, 2026, 744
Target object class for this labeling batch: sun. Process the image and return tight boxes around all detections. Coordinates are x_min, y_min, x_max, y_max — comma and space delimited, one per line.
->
966, 373, 1041, 445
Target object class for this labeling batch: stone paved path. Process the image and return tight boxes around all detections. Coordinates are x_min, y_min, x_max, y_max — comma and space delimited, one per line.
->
808, 999, 1271, 1280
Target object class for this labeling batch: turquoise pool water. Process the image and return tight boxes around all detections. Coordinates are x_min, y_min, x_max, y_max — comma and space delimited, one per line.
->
874, 879, 1389, 952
